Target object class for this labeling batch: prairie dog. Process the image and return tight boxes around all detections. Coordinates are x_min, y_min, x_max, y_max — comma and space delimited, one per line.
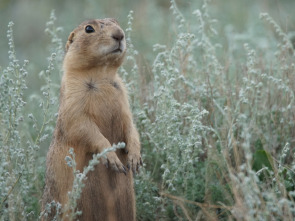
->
42, 18, 141, 221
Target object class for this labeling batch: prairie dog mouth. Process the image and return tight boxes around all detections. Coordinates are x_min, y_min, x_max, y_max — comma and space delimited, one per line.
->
111, 47, 122, 53
110, 43, 125, 54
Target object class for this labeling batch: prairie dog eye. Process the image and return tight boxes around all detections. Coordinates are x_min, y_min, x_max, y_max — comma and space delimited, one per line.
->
85, 25, 95, 33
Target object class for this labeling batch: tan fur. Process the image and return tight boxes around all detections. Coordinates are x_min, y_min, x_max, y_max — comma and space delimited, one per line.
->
42, 18, 141, 221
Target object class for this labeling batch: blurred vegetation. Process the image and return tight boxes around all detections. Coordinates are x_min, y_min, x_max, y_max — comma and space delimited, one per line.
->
1, 0, 295, 111
1, 0, 295, 220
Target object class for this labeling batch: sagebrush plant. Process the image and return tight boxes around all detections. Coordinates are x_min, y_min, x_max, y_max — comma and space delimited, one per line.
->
127, 0, 295, 220
0, 12, 61, 220
1, 1, 295, 220
0, 22, 30, 220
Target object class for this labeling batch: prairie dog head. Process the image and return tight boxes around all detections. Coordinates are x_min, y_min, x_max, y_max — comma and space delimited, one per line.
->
64, 18, 126, 70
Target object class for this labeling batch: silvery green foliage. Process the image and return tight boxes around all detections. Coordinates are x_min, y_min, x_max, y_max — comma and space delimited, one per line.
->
122, 4, 210, 219
45, 10, 65, 65
0, 21, 31, 220
39, 201, 62, 221
124, 1, 295, 220
0, 13, 61, 220
210, 10, 295, 221
260, 13, 294, 56
120, 10, 140, 112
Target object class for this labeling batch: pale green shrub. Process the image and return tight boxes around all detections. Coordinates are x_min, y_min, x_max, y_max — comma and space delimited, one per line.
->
0, 12, 61, 220
125, 0, 295, 220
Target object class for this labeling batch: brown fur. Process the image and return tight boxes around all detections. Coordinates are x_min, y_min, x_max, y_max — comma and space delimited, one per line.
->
42, 18, 141, 221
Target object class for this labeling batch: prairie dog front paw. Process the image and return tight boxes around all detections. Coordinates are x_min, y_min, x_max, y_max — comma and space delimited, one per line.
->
127, 152, 142, 174
102, 152, 127, 175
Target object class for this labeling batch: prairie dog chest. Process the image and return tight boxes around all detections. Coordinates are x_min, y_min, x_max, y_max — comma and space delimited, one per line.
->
85, 78, 123, 113
64, 77, 126, 119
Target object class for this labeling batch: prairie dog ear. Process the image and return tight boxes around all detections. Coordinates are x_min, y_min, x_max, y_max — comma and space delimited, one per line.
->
65, 32, 75, 52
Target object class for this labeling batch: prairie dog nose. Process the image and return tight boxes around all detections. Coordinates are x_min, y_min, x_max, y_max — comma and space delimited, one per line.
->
112, 29, 124, 41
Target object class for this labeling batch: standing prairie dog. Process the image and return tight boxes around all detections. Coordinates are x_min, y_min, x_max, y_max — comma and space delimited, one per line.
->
42, 18, 142, 221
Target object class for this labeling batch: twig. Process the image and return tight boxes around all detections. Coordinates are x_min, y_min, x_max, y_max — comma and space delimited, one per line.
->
0, 173, 22, 208
160, 192, 232, 221
173, 200, 192, 221
160, 192, 232, 210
